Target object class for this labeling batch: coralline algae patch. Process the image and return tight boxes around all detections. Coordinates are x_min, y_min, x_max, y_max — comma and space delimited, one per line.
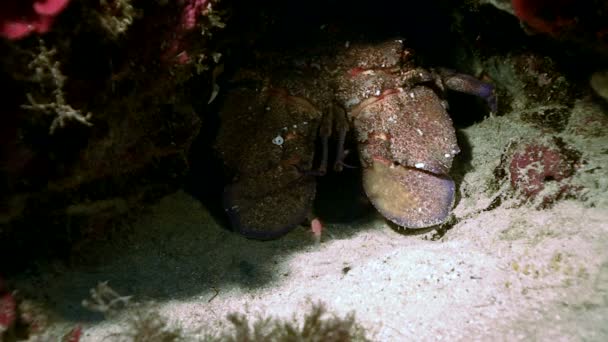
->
489, 136, 581, 208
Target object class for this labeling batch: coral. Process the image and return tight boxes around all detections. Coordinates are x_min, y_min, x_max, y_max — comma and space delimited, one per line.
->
0, 0, 206, 271
510, 0, 608, 53
18, 299, 50, 336
520, 107, 571, 132
0, 289, 16, 335
0, 281, 55, 340
475, 0, 608, 54
81, 283, 182, 341
511, 0, 577, 36
181, 0, 210, 31
20, 39, 93, 134
502, 136, 581, 206
0, 0, 70, 40
81, 281, 132, 315
484, 52, 575, 132
161, 0, 225, 65
218, 303, 370, 342
106, 310, 181, 342
98, 302, 369, 341
63, 326, 82, 342
505, 53, 573, 107
0, 279, 80, 341
129, 312, 181, 342
567, 99, 608, 137
80, 282, 369, 341
97, 0, 138, 38
161, 0, 213, 64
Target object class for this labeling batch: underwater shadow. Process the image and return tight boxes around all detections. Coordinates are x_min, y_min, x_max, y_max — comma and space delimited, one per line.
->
13, 184, 385, 323
9, 0, 504, 323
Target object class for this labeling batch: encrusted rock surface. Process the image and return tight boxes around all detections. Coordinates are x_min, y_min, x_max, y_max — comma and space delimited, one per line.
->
0, 0, 223, 268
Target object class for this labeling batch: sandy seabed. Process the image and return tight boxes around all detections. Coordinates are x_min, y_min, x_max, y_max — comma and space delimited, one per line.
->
13, 98, 608, 341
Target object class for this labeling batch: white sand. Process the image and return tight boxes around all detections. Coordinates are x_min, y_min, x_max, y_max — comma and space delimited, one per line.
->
19, 185, 606, 341
12, 83, 608, 342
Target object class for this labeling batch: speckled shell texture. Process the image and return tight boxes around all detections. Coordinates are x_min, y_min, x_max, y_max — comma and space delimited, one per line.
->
217, 73, 324, 239
353, 86, 459, 228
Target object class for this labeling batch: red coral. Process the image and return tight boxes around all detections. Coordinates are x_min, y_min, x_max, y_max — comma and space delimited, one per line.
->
0, 288, 16, 334
511, 0, 577, 36
0, 0, 70, 40
507, 138, 580, 205
511, 0, 608, 49
63, 325, 82, 342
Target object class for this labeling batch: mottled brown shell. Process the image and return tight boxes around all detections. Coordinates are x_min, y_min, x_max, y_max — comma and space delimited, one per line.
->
353, 87, 459, 173
216, 72, 324, 239
352, 86, 459, 228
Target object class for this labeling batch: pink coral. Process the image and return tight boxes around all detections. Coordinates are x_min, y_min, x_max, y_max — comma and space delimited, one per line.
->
0, 0, 70, 40
0, 289, 16, 334
162, 0, 210, 64
507, 138, 580, 206
181, 0, 209, 31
